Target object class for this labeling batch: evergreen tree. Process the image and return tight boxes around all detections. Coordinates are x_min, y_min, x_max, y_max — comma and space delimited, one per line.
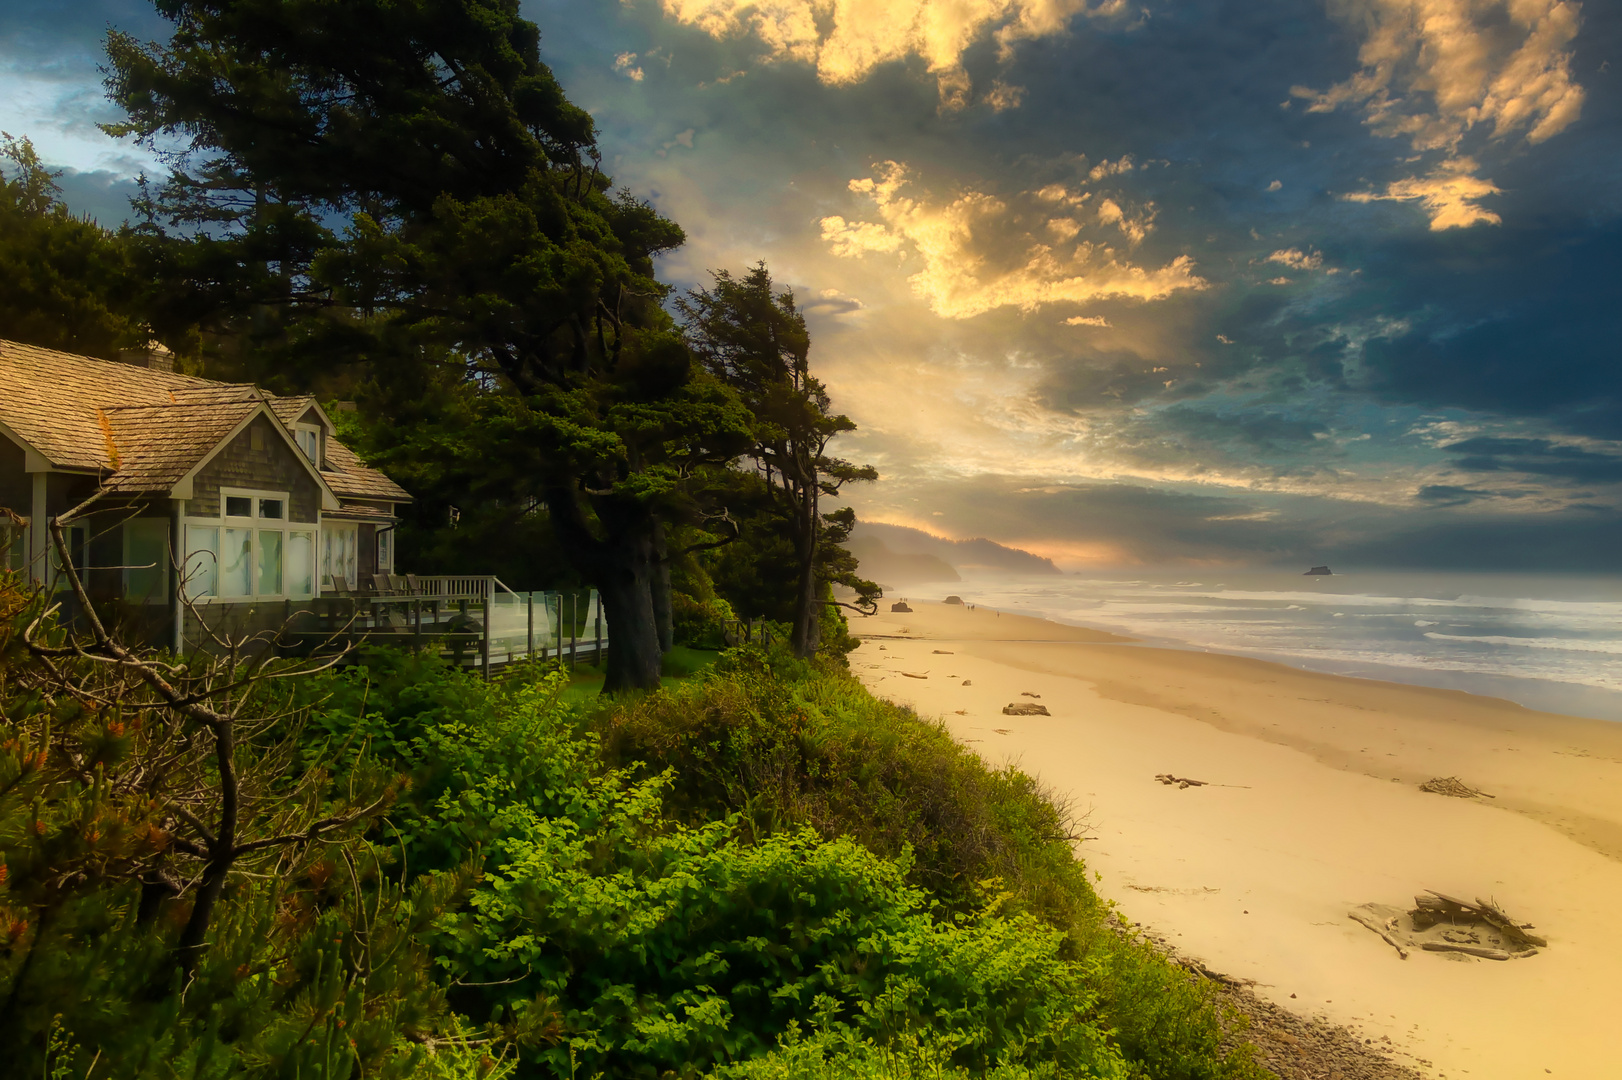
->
103, 0, 750, 689
679, 265, 879, 657
0, 134, 147, 357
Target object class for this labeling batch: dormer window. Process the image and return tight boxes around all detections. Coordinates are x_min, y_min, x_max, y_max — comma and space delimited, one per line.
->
294, 424, 320, 465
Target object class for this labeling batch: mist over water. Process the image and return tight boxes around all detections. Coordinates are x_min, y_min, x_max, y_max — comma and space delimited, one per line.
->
907, 570, 1622, 722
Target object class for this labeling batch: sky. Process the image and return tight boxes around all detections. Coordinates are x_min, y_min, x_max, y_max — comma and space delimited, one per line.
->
2, 0, 1619, 571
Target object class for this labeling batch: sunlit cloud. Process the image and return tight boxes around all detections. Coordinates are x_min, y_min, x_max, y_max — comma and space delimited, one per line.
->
1294, 0, 1585, 152
1064, 315, 1111, 326
614, 51, 646, 80
1266, 248, 1323, 270
1294, 0, 1584, 231
656, 0, 1125, 106
1342, 155, 1503, 230
819, 161, 1205, 319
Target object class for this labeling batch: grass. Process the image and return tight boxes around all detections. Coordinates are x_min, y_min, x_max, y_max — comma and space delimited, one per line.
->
546, 644, 723, 706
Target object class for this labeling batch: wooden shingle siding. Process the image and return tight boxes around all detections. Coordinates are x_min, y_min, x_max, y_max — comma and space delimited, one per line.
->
190, 416, 322, 522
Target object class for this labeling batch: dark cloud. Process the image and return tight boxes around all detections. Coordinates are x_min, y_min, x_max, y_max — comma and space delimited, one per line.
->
1442, 437, 1622, 484
1415, 485, 1495, 507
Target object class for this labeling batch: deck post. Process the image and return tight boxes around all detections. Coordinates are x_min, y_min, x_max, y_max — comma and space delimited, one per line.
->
593, 590, 602, 668
480, 577, 492, 681
569, 591, 577, 671
413, 598, 421, 649
527, 592, 534, 663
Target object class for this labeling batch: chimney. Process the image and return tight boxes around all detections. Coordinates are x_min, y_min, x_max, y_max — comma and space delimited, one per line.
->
117, 340, 175, 372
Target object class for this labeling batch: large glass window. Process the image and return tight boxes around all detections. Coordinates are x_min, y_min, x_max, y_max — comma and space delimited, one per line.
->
221, 527, 253, 596
257, 529, 283, 594
322, 523, 358, 591
124, 518, 169, 602
184, 526, 219, 598
184, 488, 314, 600
288, 531, 315, 596
377, 527, 393, 573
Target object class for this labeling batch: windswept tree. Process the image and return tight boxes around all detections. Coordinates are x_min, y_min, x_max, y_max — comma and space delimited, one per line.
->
103, 0, 750, 689
680, 265, 879, 657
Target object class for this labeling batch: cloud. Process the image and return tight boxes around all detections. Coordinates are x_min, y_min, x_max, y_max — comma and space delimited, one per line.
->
656, 0, 1123, 107
1415, 483, 1493, 505
1440, 435, 1622, 483
1294, 0, 1585, 152
983, 79, 1025, 111
1341, 155, 1503, 229
1266, 247, 1323, 270
614, 51, 646, 80
819, 161, 1206, 319
1295, 0, 1584, 231
1087, 155, 1134, 181
1064, 315, 1111, 326
1266, 179, 1282, 191
800, 287, 865, 315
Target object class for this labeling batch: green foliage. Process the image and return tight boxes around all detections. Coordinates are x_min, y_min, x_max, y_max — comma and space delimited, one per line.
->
3, 567, 1260, 1079
679, 264, 881, 657
672, 592, 736, 649
0, 134, 148, 357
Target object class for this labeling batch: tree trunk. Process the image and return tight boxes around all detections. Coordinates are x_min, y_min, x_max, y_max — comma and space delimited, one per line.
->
789, 483, 820, 658
546, 488, 664, 692
651, 520, 674, 654
176, 714, 237, 972
596, 530, 664, 691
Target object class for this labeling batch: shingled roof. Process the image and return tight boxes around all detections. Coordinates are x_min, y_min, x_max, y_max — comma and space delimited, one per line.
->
0, 338, 410, 504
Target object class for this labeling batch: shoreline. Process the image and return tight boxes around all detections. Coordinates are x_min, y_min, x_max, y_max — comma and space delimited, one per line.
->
903, 577, 1622, 725
850, 601, 1622, 1079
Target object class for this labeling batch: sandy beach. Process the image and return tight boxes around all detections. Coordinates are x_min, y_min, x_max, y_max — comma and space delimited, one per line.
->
850, 600, 1622, 1080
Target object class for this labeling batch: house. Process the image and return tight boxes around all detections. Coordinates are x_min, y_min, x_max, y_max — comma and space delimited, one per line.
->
0, 337, 411, 650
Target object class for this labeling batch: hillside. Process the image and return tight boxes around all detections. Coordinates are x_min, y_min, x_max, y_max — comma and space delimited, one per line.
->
853, 521, 1063, 577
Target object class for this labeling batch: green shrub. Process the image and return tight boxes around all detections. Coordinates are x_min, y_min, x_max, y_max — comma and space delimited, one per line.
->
673, 593, 737, 649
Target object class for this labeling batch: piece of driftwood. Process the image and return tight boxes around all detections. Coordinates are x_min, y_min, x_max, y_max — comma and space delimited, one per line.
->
1419, 776, 1494, 798
1418, 942, 1539, 961
1348, 906, 1410, 959
900, 671, 928, 679
1003, 702, 1050, 716
932, 649, 954, 654
1154, 773, 1208, 789
1021, 691, 1042, 698
1415, 890, 1546, 948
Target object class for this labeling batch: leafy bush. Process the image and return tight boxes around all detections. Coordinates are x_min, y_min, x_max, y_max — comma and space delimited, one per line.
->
3, 574, 1260, 1079
672, 592, 737, 649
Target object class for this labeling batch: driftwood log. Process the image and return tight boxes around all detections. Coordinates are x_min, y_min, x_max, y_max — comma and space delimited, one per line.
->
1155, 773, 1208, 789
1413, 891, 1546, 948
1003, 702, 1050, 716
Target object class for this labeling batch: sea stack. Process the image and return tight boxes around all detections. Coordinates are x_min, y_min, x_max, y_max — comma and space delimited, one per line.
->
1304, 565, 1332, 576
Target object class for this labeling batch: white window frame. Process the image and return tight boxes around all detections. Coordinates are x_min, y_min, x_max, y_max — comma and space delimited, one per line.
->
181, 487, 317, 602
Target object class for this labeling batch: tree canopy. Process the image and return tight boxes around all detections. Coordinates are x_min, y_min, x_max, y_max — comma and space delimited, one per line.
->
104, 0, 751, 689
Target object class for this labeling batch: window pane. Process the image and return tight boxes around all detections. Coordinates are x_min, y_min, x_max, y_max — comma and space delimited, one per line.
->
126, 519, 167, 602
222, 528, 253, 596
288, 532, 314, 597
299, 429, 318, 461
258, 498, 284, 520
344, 528, 357, 589
184, 526, 218, 598
225, 496, 253, 517
257, 530, 283, 595
377, 529, 392, 571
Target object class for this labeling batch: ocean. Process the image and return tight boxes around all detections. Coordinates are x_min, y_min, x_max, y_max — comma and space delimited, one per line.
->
907, 570, 1622, 722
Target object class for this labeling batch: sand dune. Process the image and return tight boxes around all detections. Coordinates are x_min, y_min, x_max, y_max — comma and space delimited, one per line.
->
852, 601, 1622, 1080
